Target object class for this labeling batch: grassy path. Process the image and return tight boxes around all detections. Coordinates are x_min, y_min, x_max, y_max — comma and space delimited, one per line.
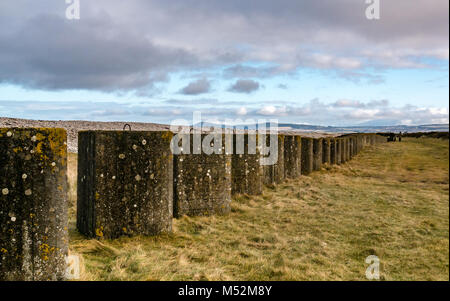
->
68, 138, 449, 280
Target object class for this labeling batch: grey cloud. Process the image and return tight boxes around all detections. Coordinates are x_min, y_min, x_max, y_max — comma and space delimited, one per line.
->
165, 98, 218, 105
223, 65, 281, 79
228, 79, 260, 93
0, 13, 197, 93
179, 78, 211, 95
332, 99, 389, 108
1, 99, 448, 126
0, 0, 447, 93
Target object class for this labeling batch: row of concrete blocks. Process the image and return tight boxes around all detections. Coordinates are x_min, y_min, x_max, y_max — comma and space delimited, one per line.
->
0, 128, 385, 280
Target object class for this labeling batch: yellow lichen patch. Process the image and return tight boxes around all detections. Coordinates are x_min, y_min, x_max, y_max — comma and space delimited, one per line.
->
95, 227, 104, 238
35, 133, 46, 141
95, 192, 100, 200
13, 146, 23, 153
0, 248, 8, 254
39, 243, 56, 261
161, 131, 173, 141
35, 141, 44, 154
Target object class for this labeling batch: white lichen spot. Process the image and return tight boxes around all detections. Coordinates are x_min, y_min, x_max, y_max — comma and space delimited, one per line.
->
25, 189, 32, 196
132, 144, 138, 150
51, 162, 56, 167
22, 174, 27, 180
30, 150, 34, 154
2, 188, 9, 195
100, 174, 104, 178
150, 174, 154, 180
112, 176, 116, 180
142, 139, 147, 145
135, 175, 141, 181
31, 136, 37, 142
119, 154, 126, 159
134, 204, 137, 208
6, 131, 12, 137
11, 216, 16, 222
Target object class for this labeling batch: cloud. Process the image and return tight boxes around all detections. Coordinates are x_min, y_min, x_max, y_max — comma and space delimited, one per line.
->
0, 0, 447, 94
165, 98, 218, 105
0, 14, 196, 93
257, 105, 288, 116
223, 64, 280, 78
179, 78, 211, 95
1, 99, 448, 126
236, 106, 247, 116
228, 79, 260, 93
332, 99, 389, 108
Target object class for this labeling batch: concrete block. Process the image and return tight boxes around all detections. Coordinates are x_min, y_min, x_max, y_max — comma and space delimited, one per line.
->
330, 138, 337, 165
284, 135, 302, 178
340, 138, 346, 163
313, 138, 323, 171
0, 128, 68, 280
336, 138, 342, 165
301, 138, 313, 175
232, 134, 263, 195
173, 134, 231, 217
77, 131, 173, 239
263, 135, 285, 185
322, 138, 331, 164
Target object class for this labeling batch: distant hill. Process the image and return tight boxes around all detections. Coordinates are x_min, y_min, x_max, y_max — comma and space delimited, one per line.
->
195, 121, 449, 134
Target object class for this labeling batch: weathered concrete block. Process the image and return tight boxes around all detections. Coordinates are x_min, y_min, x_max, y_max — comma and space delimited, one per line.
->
349, 137, 354, 159
77, 131, 173, 239
173, 134, 231, 218
330, 138, 337, 165
340, 138, 346, 163
284, 135, 302, 179
322, 138, 331, 164
357, 135, 364, 153
336, 138, 342, 165
301, 137, 313, 175
263, 135, 285, 185
232, 134, 263, 195
0, 128, 68, 281
345, 138, 351, 161
376, 135, 385, 144
313, 138, 323, 171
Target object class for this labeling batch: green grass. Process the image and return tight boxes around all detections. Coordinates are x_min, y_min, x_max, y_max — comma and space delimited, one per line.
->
68, 138, 449, 280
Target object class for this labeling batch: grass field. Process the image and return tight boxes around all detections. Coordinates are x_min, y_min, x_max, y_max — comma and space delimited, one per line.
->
67, 138, 449, 281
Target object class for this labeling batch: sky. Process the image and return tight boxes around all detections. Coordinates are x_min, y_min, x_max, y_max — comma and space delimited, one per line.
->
0, 0, 448, 126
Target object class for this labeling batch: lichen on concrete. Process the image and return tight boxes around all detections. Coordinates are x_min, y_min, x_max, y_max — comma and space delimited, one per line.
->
77, 131, 173, 239
0, 128, 68, 280
173, 134, 231, 218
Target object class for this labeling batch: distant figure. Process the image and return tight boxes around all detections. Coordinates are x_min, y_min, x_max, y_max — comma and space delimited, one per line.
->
398, 131, 402, 142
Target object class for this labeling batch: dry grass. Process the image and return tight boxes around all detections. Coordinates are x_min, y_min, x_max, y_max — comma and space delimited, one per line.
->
68, 138, 449, 281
